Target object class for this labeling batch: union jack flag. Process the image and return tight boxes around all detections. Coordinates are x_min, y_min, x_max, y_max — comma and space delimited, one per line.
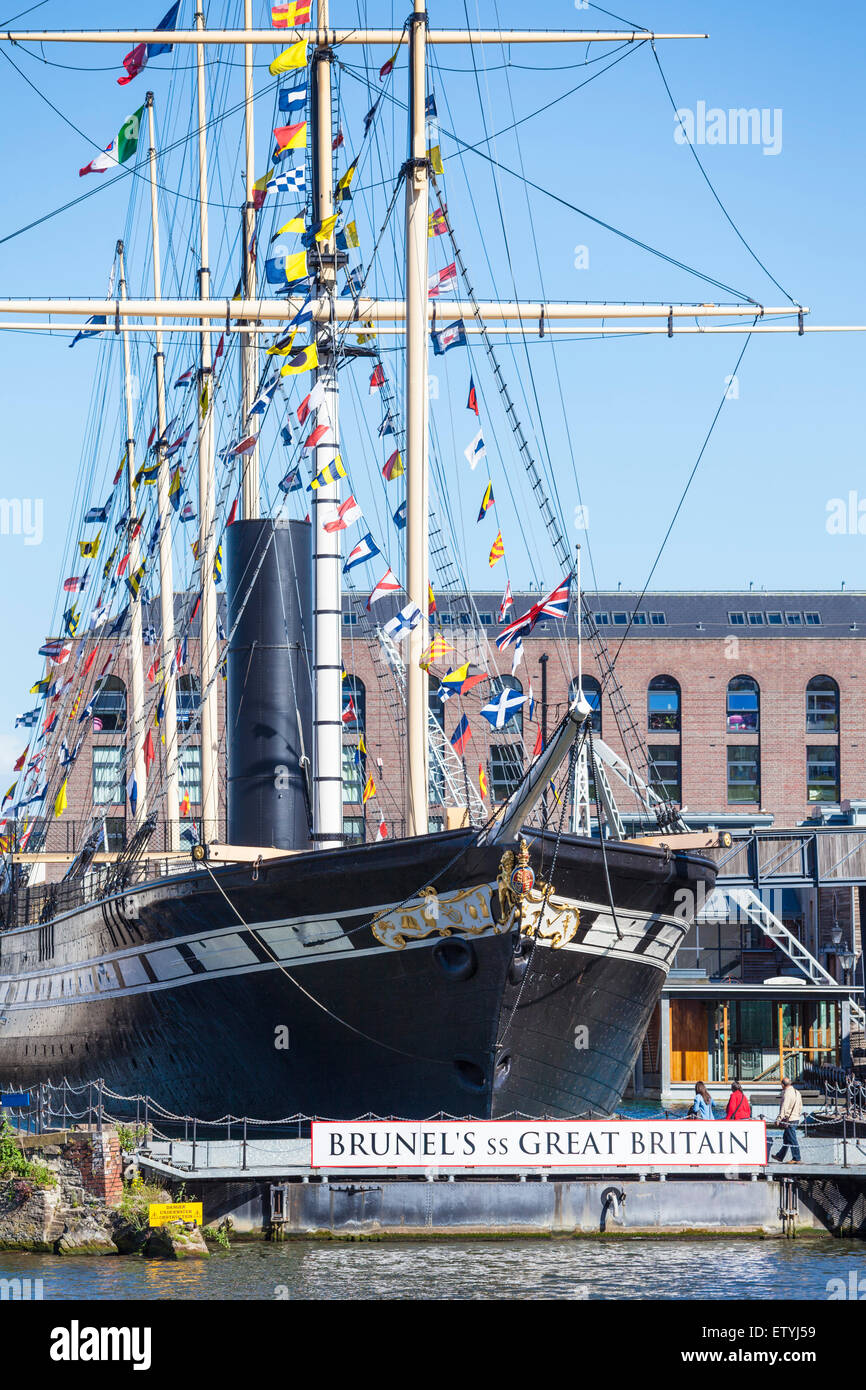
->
494, 575, 571, 651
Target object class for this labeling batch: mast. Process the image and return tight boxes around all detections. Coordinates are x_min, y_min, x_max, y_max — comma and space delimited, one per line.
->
404, 0, 430, 837
145, 92, 180, 851
194, 3, 218, 844
310, 0, 343, 848
241, 0, 259, 518
570, 543, 591, 836
116, 239, 147, 827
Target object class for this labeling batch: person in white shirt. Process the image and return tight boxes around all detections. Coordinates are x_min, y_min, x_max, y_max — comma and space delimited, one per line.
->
772, 1076, 803, 1162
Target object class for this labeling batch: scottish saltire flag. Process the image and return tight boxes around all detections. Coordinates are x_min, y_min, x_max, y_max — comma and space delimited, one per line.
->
431, 318, 467, 355
278, 84, 307, 115
383, 602, 422, 642
343, 533, 380, 573
450, 714, 471, 756
392, 499, 407, 530
267, 165, 306, 195
464, 428, 485, 469
480, 687, 528, 730
495, 575, 572, 651
69, 315, 107, 348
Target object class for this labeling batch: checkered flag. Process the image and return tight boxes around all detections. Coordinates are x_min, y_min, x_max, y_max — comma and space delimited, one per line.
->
267, 165, 306, 196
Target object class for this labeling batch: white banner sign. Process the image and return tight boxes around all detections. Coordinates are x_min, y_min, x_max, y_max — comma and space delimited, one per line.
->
311, 1120, 768, 1169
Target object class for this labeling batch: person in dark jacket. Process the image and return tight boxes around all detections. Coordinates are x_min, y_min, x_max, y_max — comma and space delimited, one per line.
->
724, 1082, 752, 1120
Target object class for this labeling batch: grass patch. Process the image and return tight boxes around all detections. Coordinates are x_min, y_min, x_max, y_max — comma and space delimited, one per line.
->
0, 1119, 58, 1198
117, 1174, 169, 1231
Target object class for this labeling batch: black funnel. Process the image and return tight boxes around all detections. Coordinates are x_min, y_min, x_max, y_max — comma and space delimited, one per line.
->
225, 518, 313, 851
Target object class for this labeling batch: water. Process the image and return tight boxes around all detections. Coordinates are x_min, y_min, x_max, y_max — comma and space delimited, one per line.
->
2, 1238, 865, 1300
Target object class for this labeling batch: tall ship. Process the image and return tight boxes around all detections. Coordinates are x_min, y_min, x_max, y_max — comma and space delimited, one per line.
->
1, 2, 811, 1123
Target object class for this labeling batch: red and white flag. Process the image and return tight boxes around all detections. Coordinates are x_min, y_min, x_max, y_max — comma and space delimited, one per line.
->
304, 422, 335, 450
341, 696, 356, 725
498, 581, 513, 623
428, 262, 457, 298
297, 379, 326, 425
366, 567, 401, 610
369, 364, 385, 394
376, 819, 388, 841
322, 495, 363, 533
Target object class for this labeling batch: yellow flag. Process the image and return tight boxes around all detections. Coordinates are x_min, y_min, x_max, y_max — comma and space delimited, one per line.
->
54, 778, 68, 818
275, 217, 305, 236
269, 39, 307, 75
199, 382, 209, 418
362, 775, 376, 804
284, 249, 308, 283
341, 220, 360, 249
336, 163, 357, 200
280, 343, 318, 376
314, 214, 339, 243
427, 144, 443, 176
267, 329, 298, 357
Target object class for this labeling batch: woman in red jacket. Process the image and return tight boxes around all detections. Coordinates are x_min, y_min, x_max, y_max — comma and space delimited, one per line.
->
725, 1082, 752, 1120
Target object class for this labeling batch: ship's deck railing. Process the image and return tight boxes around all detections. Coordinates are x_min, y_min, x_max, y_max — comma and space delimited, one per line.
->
0, 854, 207, 930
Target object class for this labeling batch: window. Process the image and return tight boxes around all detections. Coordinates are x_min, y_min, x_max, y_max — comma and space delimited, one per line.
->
747, 612, 764, 626
728, 612, 746, 626
92, 676, 126, 733
767, 611, 783, 625
785, 612, 802, 626
569, 676, 601, 734
93, 746, 124, 806
727, 675, 759, 733
342, 744, 365, 804
806, 676, 839, 733
593, 612, 610, 626
612, 611, 628, 625
440, 613, 453, 625
176, 674, 200, 728
805, 611, 822, 626
807, 746, 840, 803
648, 675, 681, 732
648, 745, 681, 804
489, 745, 523, 802
650, 612, 666, 626
344, 816, 366, 845
178, 746, 202, 806
428, 682, 445, 733
342, 612, 359, 626
102, 817, 126, 852
728, 745, 760, 804
489, 674, 524, 736
479, 612, 493, 626
631, 611, 647, 626
342, 675, 366, 733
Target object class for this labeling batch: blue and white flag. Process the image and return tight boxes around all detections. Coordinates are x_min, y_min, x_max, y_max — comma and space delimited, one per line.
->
249, 375, 281, 415
288, 295, 314, 329
267, 165, 306, 196
278, 83, 307, 115
383, 602, 422, 642
392, 499, 407, 530
431, 318, 467, 355
343, 532, 381, 573
69, 315, 107, 348
127, 774, 138, 816
480, 686, 528, 730
463, 428, 485, 470
85, 500, 112, 524
277, 467, 301, 493
15, 709, 39, 728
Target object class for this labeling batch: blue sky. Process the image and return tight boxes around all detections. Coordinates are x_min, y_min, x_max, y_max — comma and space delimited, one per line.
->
0, 0, 862, 784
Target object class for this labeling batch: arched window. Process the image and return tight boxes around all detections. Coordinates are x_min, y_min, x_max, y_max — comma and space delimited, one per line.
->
176, 674, 200, 728
648, 675, 680, 732
727, 675, 759, 733
92, 675, 126, 733
806, 675, 839, 732
569, 676, 602, 734
489, 674, 524, 737
342, 675, 365, 734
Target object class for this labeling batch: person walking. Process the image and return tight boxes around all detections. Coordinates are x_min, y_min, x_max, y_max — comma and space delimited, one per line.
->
688, 1081, 716, 1120
773, 1076, 803, 1162
725, 1081, 752, 1120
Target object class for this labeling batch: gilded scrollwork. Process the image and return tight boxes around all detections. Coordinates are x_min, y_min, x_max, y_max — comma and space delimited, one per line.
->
520, 891, 581, 950
372, 885, 502, 951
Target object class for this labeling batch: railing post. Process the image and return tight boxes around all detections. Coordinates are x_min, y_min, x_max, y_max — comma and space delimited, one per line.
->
88, 1080, 93, 1130
144, 1094, 149, 1142
192, 1117, 197, 1171
97, 1078, 103, 1134
242, 1118, 247, 1172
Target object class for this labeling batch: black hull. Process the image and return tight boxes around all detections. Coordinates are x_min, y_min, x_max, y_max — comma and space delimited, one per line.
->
0, 830, 714, 1119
